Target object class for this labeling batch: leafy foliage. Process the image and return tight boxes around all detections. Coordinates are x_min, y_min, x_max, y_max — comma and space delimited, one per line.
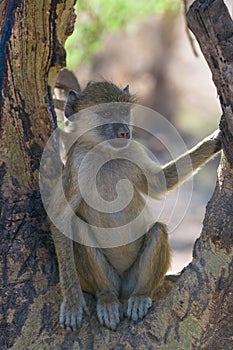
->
65, 0, 180, 68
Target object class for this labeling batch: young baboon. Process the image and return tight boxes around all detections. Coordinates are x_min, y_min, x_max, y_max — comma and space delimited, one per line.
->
49, 81, 221, 331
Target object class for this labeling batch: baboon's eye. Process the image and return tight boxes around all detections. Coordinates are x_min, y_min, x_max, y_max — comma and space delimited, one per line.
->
103, 111, 112, 117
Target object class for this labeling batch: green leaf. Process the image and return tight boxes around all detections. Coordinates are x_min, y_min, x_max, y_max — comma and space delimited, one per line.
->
65, 0, 180, 68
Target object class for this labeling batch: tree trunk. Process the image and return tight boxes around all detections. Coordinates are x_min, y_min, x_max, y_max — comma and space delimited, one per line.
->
0, 0, 232, 349
0, 1, 76, 349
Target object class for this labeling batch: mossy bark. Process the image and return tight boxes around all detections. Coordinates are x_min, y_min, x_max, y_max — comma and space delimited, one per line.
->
0, 0, 232, 349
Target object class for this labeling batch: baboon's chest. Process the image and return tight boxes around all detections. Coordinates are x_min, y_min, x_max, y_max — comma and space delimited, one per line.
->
78, 159, 145, 226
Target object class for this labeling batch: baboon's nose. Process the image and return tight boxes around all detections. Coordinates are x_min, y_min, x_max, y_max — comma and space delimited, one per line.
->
117, 125, 130, 139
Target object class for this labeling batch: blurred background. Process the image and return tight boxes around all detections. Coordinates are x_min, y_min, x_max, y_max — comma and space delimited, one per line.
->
61, 0, 233, 273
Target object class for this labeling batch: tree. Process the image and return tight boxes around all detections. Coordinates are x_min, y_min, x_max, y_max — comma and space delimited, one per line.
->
0, 0, 232, 349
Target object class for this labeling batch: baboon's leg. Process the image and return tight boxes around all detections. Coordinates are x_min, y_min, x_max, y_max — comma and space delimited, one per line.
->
73, 241, 122, 330
121, 222, 171, 321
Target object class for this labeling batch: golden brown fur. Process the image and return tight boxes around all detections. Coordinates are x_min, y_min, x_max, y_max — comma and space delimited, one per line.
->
50, 81, 221, 331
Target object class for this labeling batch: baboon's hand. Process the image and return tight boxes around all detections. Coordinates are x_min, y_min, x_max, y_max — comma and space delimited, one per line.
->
97, 293, 122, 331
127, 295, 152, 322
60, 295, 88, 331
209, 129, 222, 151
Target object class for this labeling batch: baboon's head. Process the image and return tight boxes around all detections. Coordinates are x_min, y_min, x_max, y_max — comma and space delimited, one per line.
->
64, 81, 136, 149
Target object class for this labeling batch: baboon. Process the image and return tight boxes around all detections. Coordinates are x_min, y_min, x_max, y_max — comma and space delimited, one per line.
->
49, 81, 221, 331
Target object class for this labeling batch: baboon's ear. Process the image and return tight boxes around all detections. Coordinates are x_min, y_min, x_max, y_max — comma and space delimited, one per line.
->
64, 90, 81, 118
123, 84, 129, 94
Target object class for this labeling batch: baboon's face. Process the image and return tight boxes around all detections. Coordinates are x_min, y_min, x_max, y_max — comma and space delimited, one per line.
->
95, 104, 132, 149
65, 103, 133, 150
64, 85, 134, 150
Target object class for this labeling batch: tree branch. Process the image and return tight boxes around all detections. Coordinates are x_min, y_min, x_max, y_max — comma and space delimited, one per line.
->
187, 0, 233, 164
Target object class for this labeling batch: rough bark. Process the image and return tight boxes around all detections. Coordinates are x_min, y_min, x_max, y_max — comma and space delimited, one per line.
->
0, 1, 76, 349
0, 0, 232, 349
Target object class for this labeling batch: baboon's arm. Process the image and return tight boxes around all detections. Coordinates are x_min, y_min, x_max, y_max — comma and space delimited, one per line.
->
134, 130, 221, 197
161, 130, 221, 193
